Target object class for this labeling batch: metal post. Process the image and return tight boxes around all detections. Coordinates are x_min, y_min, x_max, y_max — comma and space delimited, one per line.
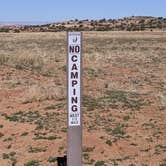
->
67, 32, 82, 166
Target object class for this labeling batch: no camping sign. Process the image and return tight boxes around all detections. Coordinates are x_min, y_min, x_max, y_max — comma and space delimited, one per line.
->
67, 32, 82, 126
67, 32, 82, 166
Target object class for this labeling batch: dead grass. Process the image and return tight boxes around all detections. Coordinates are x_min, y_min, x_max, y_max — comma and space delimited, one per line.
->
22, 83, 65, 103
0, 31, 166, 165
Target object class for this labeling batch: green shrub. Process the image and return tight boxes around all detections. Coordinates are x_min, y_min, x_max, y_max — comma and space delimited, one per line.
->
0, 132, 4, 137
0, 28, 9, 32
2, 153, 9, 159
47, 157, 57, 163
106, 140, 112, 146
3, 137, 13, 142
24, 160, 39, 166
21, 132, 29, 136
112, 124, 125, 135
28, 147, 46, 153
95, 160, 106, 166
123, 115, 130, 121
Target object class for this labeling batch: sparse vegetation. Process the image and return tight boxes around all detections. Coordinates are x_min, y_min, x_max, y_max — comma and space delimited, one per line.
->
106, 139, 112, 146
155, 144, 166, 155
123, 115, 130, 121
0, 132, 4, 137
83, 146, 95, 152
45, 103, 65, 110
0, 28, 9, 32
47, 156, 57, 163
83, 153, 95, 165
58, 144, 65, 153
6, 145, 12, 149
112, 124, 125, 135
2, 153, 10, 159
24, 160, 40, 166
28, 146, 47, 153
99, 90, 148, 110
3, 137, 13, 142
2, 152, 17, 165
33, 132, 59, 140
21, 132, 29, 136
95, 160, 106, 166
0, 31, 165, 165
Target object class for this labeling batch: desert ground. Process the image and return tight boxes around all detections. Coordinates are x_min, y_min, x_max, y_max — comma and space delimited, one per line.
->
0, 31, 166, 166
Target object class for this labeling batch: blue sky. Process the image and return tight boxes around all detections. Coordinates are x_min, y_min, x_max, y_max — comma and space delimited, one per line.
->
0, 0, 165, 24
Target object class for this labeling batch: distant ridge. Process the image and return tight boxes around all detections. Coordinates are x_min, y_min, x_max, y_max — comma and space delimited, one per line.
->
0, 16, 166, 32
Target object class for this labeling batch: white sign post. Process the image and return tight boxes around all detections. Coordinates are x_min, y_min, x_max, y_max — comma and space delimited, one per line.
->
67, 32, 82, 166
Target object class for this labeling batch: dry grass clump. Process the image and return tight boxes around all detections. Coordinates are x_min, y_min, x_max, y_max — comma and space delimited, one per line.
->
156, 92, 166, 110
22, 83, 65, 103
9, 50, 44, 71
0, 49, 44, 72
0, 54, 9, 65
0, 49, 60, 77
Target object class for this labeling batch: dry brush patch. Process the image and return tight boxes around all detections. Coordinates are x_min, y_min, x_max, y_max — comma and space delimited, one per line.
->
22, 83, 66, 104
0, 31, 166, 165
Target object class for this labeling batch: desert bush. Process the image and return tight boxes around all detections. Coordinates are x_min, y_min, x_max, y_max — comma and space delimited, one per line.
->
9, 50, 44, 71
21, 132, 29, 136
0, 28, 9, 32
22, 83, 65, 103
2, 152, 17, 165
3, 137, 13, 142
0, 132, 4, 137
2, 153, 9, 159
47, 156, 57, 163
106, 140, 112, 146
83, 146, 95, 152
83, 153, 95, 165
28, 146, 47, 153
112, 123, 125, 135
24, 160, 39, 166
95, 160, 106, 166
123, 115, 130, 121
3, 111, 41, 123
0, 54, 9, 65
14, 29, 20, 33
